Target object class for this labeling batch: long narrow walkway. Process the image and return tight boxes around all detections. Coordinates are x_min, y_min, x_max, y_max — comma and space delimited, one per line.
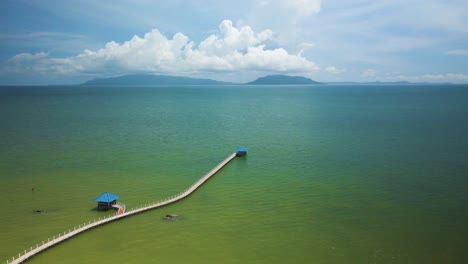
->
7, 152, 237, 264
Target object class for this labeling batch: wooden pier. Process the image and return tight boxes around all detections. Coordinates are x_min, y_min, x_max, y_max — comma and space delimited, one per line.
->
6, 152, 237, 264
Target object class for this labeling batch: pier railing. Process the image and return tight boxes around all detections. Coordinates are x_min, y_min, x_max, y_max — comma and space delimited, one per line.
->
5, 152, 237, 264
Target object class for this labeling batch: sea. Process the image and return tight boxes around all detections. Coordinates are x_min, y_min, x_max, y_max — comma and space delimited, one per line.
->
0, 85, 467, 263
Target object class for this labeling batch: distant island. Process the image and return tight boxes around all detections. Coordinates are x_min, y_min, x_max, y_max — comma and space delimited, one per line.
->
82, 74, 232, 85
81, 74, 321, 86
246, 75, 321, 85
80, 74, 452, 86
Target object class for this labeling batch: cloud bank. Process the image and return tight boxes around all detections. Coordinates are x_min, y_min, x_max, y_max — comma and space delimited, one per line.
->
1, 20, 319, 84
360, 70, 468, 83
446, 49, 468, 56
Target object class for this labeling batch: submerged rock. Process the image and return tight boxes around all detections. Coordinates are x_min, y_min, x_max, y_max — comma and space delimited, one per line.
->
163, 214, 178, 220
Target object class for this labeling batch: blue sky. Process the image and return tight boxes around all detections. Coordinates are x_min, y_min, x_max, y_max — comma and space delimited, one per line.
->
1, 0, 467, 85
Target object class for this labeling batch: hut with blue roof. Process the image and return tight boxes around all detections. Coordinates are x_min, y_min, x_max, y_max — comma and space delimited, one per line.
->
236, 147, 248, 157
95, 192, 119, 210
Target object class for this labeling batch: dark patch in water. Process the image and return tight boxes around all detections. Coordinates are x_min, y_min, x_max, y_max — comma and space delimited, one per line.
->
163, 214, 179, 221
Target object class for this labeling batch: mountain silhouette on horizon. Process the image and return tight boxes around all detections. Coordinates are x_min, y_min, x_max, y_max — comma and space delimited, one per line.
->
246, 75, 321, 85
80, 74, 441, 86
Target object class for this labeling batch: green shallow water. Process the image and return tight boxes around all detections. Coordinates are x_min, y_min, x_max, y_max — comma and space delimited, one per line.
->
1, 85, 467, 263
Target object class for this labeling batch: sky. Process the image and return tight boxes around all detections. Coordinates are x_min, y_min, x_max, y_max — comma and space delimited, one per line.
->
1, 0, 468, 85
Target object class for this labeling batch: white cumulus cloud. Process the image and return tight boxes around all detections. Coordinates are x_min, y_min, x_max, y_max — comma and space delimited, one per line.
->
411, 73, 468, 83
289, 0, 322, 17
199, 20, 273, 56
360, 72, 468, 84
254, 0, 321, 17
362, 69, 378, 78
296, 42, 315, 56
325, 66, 346, 74
1, 20, 319, 83
446, 49, 468, 56
10, 52, 48, 62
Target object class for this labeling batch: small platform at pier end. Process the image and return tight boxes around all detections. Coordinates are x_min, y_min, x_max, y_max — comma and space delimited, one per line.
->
236, 147, 248, 157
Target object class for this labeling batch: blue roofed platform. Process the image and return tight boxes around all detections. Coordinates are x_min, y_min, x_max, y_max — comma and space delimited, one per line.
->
95, 192, 119, 210
236, 147, 248, 157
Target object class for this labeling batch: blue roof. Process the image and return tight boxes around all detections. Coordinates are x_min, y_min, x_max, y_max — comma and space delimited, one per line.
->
237, 147, 248, 152
95, 192, 119, 203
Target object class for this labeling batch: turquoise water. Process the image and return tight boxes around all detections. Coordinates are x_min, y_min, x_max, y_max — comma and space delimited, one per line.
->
1, 85, 467, 263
